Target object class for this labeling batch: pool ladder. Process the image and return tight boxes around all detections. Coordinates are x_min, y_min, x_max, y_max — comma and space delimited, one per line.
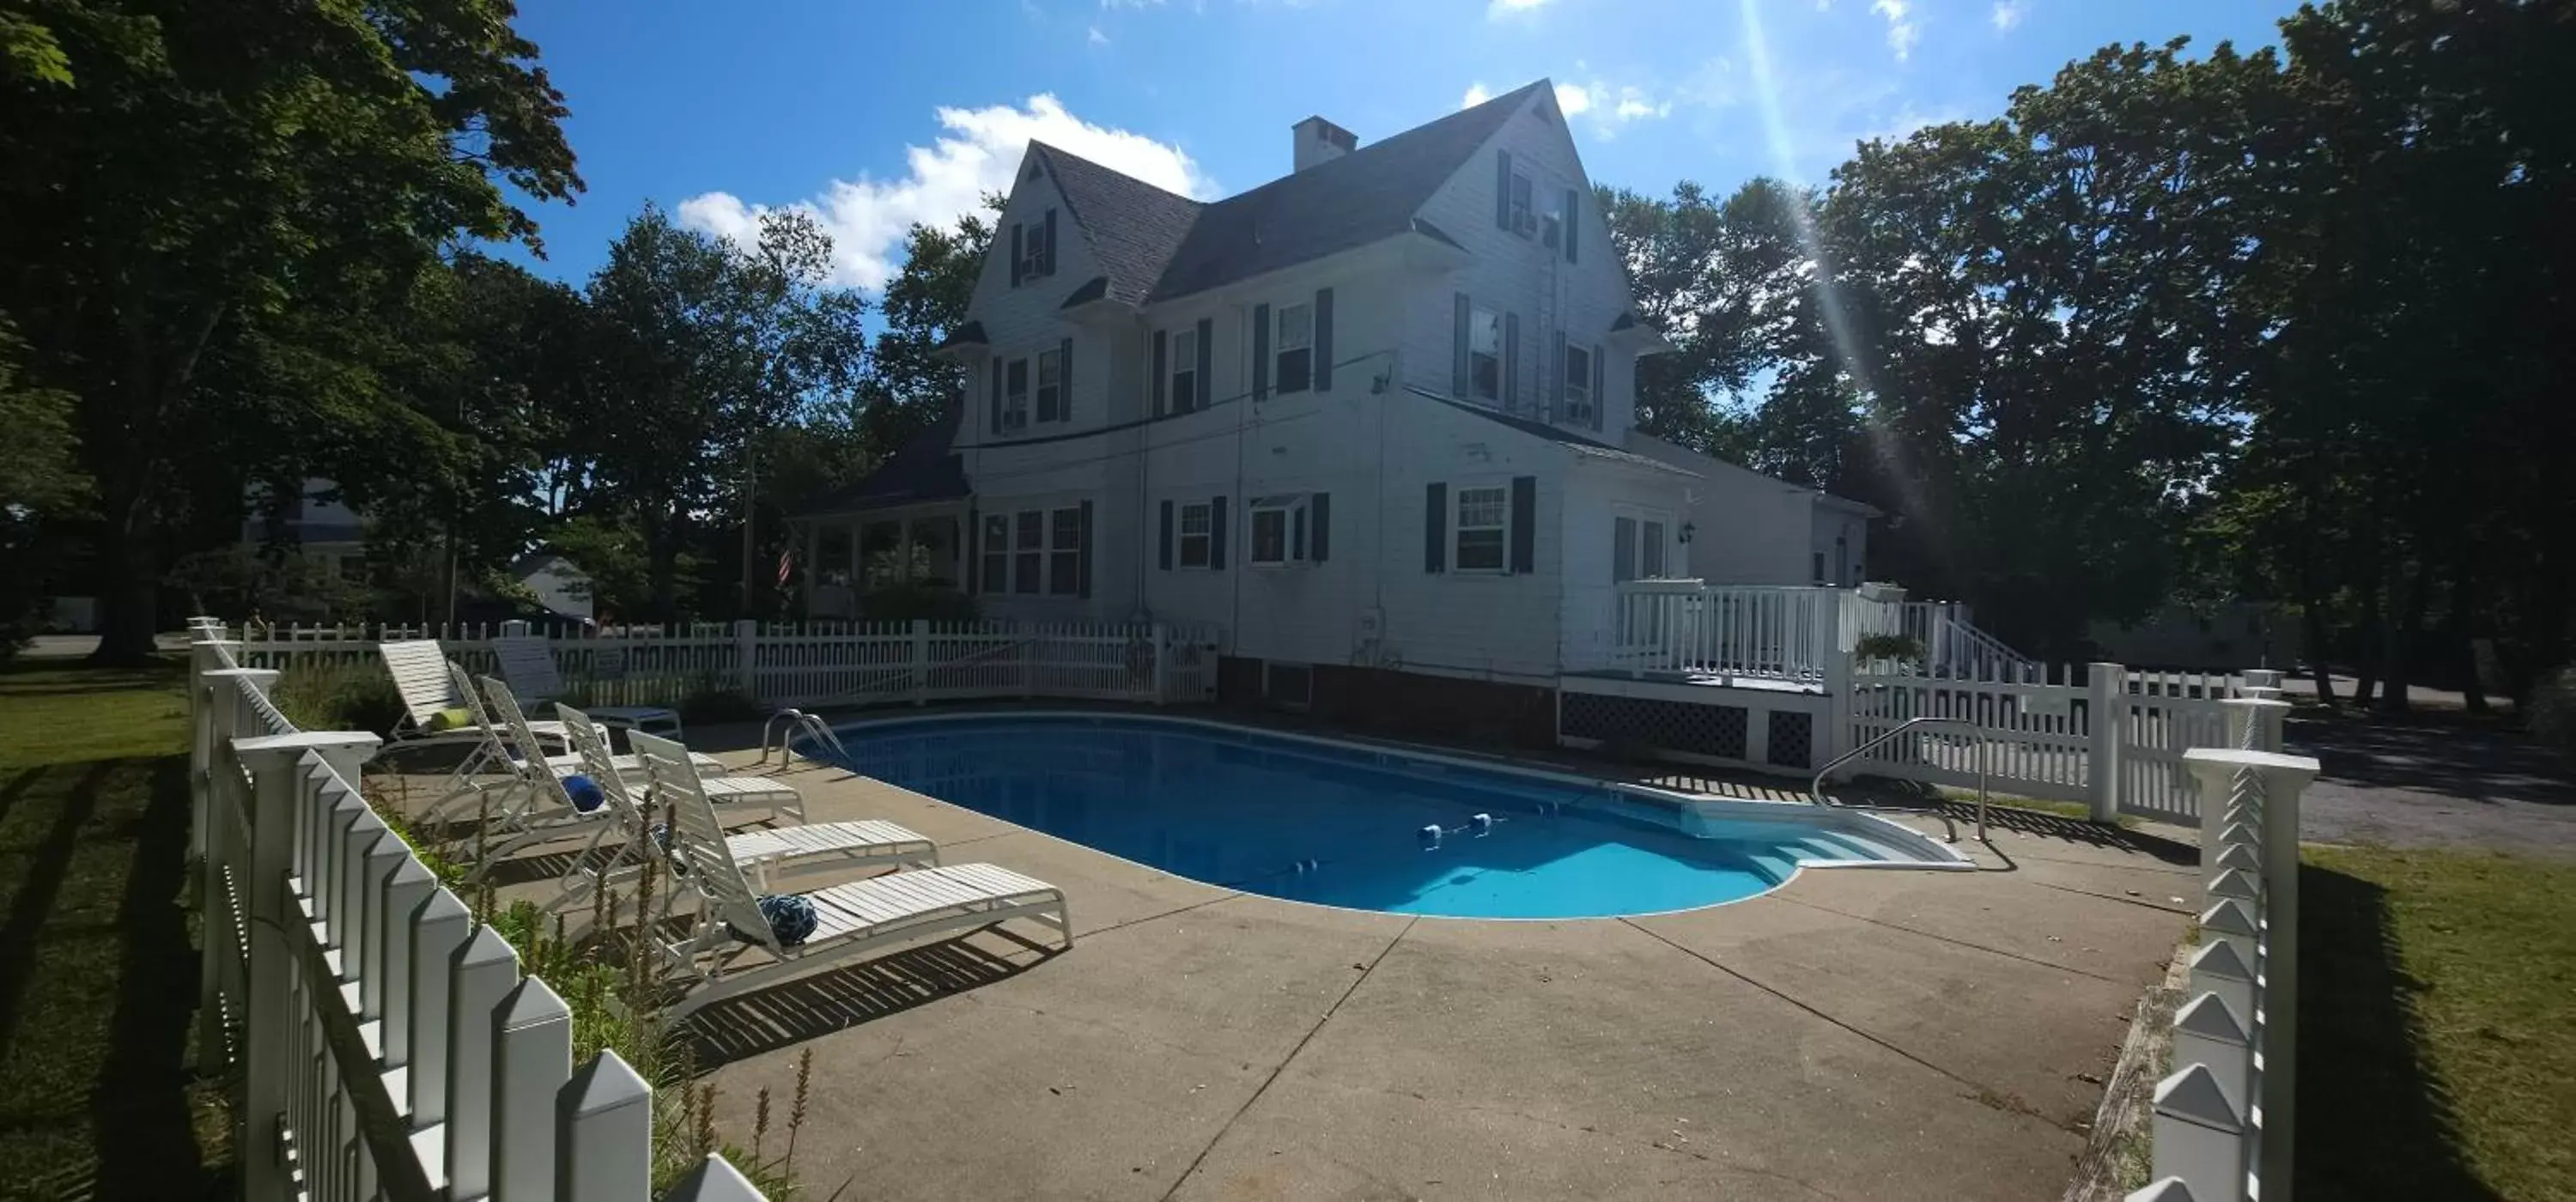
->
1808, 716, 1991, 845
758, 707, 852, 768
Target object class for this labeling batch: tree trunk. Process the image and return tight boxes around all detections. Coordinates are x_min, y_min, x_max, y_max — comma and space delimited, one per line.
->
2300, 594, 2338, 706
2378, 557, 2429, 717
2449, 553, 2491, 714
89, 489, 162, 665
2350, 573, 2383, 707
82, 288, 225, 665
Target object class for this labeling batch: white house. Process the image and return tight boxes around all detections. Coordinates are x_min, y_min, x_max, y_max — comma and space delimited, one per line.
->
798, 82, 1879, 739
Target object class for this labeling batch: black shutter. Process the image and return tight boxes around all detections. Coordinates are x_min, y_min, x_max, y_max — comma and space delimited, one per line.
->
1152, 331, 1169, 416
1494, 150, 1512, 228
1010, 223, 1024, 286
1042, 208, 1058, 275
1510, 476, 1537, 574
965, 507, 980, 592
1059, 336, 1074, 422
1078, 500, 1094, 598
1452, 293, 1470, 398
1592, 343, 1606, 430
1159, 500, 1175, 569
1311, 492, 1331, 562
989, 355, 1003, 434
1209, 495, 1228, 570
1564, 187, 1580, 263
1194, 318, 1213, 411
1314, 288, 1334, 391
1425, 483, 1447, 573
1503, 313, 1520, 412
1550, 331, 1566, 422
1252, 303, 1271, 400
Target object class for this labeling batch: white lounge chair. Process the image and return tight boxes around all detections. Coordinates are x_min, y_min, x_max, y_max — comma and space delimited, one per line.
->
380, 639, 568, 769
543, 707, 935, 913
462, 676, 624, 877
636, 732, 1071, 1023
422, 661, 721, 829
492, 634, 684, 742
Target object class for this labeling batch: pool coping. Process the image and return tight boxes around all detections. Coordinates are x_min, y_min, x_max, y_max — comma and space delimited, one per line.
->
807, 708, 1976, 921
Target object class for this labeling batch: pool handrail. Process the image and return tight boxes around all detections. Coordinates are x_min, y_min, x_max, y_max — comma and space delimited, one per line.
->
1810, 716, 1991, 845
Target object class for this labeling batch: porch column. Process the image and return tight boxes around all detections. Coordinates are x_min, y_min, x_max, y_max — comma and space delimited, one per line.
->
801, 521, 819, 613
899, 517, 915, 582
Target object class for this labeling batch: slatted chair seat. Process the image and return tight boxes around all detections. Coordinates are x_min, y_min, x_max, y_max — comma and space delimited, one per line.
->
493, 634, 683, 741
633, 730, 1070, 1024
543, 710, 914, 913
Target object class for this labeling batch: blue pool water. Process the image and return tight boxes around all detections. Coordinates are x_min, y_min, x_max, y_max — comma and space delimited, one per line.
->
823, 715, 1915, 920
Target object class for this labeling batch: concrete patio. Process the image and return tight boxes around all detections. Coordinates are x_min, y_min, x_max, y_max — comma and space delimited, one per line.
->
438, 738, 2196, 1200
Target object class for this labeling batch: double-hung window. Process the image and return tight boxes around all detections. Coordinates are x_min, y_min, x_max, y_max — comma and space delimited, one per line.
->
1036, 349, 1063, 423
1563, 344, 1593, 424
1454, 486, 1509, 572
1508, 172, 1534, 235
1249, 495, 1309, 567
1048, 507, 1083, 594
1004, 359, 1030, 431
1274, 303, 1313, 394
1177, 501, 1212, 568
1012, 510, 1042, 593
1171, 327, 1199, 413
981, 515, 1010, 591
1468, 307, 1501, 404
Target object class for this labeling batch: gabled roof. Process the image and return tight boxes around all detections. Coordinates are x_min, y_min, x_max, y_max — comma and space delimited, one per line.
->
799, 404, 970, 516
1018, 79, 1551, 309
1406, 386, 1698, 476
1034, 144, 1206, 307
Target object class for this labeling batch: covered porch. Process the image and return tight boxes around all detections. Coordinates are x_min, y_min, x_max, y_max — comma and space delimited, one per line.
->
793, 405, 973, 619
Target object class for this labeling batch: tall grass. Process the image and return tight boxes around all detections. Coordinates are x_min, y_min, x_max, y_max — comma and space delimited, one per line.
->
270, 659, 407, 735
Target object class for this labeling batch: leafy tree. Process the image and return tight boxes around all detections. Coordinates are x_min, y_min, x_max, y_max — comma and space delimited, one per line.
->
0, 0, 579, 661
860, 203, 996, 455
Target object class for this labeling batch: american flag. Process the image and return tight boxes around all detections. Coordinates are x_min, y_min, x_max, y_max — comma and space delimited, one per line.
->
775, 547, 795, 587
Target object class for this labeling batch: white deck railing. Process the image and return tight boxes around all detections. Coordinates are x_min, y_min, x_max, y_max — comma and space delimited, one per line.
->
237, 618, 1223, 711
2130, 695, 2312, 1202
1578, 581, 2031, 686
185, 620, 763, 1201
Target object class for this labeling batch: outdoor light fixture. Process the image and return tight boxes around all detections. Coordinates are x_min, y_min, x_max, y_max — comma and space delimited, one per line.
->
1679, 521, 1696, 544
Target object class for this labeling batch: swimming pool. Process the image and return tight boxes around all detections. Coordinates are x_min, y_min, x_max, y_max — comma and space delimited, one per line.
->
819, 714, 1961, 920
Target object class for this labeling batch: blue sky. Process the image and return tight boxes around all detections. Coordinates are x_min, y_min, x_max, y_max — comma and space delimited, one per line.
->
506, 0, 2306, 289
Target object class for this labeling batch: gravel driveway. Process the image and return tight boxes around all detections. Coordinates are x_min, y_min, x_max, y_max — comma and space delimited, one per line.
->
2287, 715, 2576, 855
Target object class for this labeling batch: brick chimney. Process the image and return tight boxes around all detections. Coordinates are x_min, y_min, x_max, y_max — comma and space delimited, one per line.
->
1292, 116, 1358, 173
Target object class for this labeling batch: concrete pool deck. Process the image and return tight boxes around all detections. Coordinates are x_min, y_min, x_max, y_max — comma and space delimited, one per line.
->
417, 739, 2196, 1200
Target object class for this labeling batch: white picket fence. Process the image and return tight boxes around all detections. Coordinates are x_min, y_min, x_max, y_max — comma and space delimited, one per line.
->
185, 620, 765, 1201
2130, 697, 2313, 1202
234, 618, 1223, 712
1842, 663, 2255, 822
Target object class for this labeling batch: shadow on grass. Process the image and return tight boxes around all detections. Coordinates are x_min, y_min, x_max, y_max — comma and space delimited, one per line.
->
2298, 860, 2498, 1200
678, 932, 1061, 1071
0, 757, 228, 1200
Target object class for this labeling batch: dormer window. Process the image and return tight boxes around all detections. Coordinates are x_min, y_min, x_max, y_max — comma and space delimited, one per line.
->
1010, 208, 1058, 286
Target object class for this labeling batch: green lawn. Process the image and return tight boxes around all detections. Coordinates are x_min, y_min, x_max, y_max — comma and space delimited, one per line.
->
2300, 845, 2576, 1201
0, 657, 231, 1199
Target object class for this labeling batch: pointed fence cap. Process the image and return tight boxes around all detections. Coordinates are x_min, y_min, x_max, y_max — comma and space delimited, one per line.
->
2215, 842, 2262, 872
664, 1154, 768, 1201
2173, 992, 2249, 1043
562, 1048, 652, 1116
414, 888, 471, 926
2125, 1177, 2199, 1202
2154, 1063, 2244, 1131
2200, 897, 2257, 938
456, 923, 519, 971
2190, 938, 2256, 981
499, 974, 570, 1031
2207, 867, 2258, 900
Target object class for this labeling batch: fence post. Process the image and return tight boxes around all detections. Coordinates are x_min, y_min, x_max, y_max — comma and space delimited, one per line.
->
665, 1153, 768, 1201
734, 618, 761, 701
2087, 661, 2126, 823
1152, 622, 1171, 705
186, 633, 240, 863
231, 732, 378, 1197
2221, 696, 2291, 754
2185, 748, 2318, 1198
447, 925, 522, 1199
407, 890, 473, 1126
492, 975, 574, 1201
557, 1050, 653, 1200
1819, 595, 1855, 769
2149, 1064, 2245, 1202
912, 618, 931, 707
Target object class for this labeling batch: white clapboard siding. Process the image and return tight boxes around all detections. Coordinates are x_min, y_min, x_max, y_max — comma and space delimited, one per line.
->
182, 622, 765, 1202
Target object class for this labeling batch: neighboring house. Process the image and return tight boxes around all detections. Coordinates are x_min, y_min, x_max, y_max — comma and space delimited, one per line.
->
510, 552, 597, 623
797, 81, 1874, 728
244, 478, 370, 583
1623, 440, 1879, 587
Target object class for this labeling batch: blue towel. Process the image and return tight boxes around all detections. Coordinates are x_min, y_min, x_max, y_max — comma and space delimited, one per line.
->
738, 894, 818, 947
562, 774, 605, 812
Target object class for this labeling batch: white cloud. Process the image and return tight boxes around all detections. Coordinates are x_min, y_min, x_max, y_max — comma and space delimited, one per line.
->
1553, 82, 1593, 117
1087, 24, 1109, 45
1099, 0, 1162, 8
677, 94, 1213, 291
1613, 91, 1673, 121
1488, 0, 1552, 14
1990, 0, 2026, 30
1870, 0, 1920, 60
1461, 82, 1493, 108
